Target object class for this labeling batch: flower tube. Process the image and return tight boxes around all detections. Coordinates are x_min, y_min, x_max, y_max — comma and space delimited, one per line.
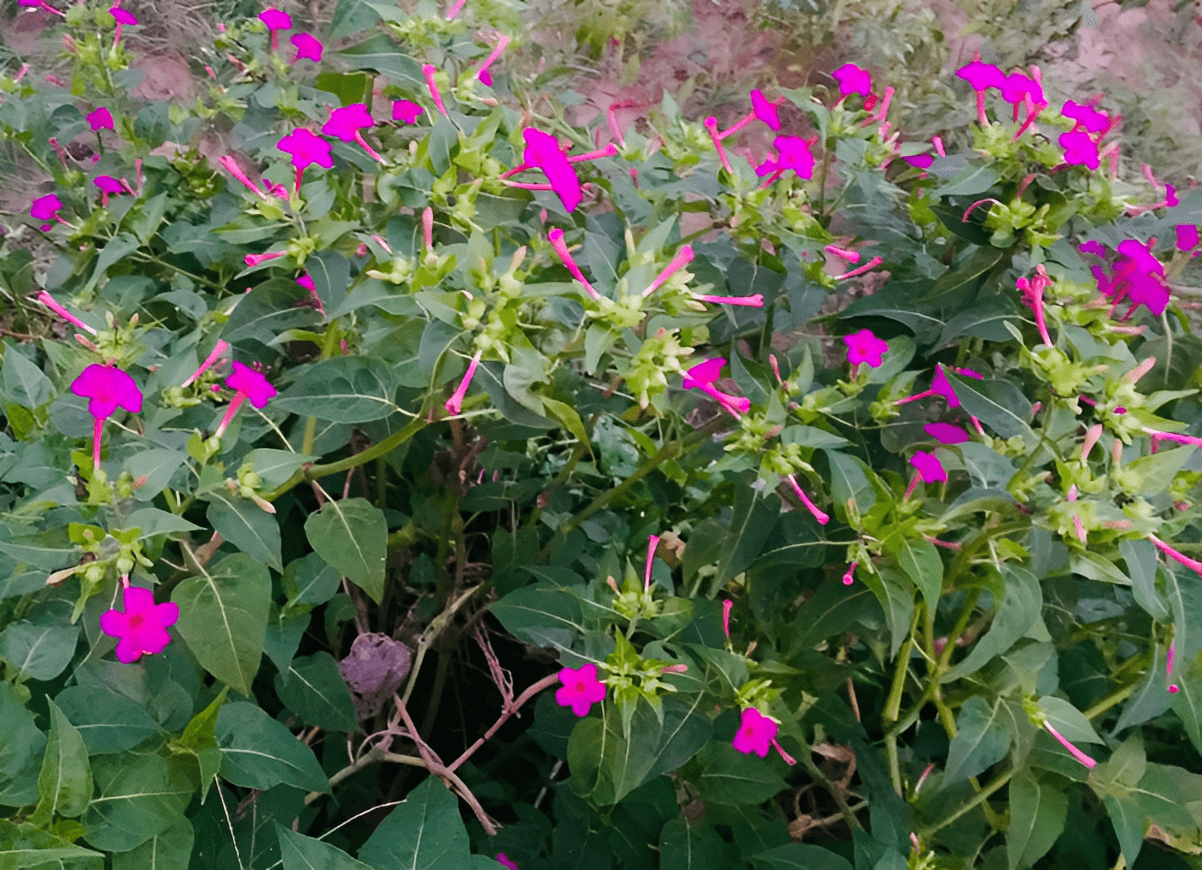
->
213, 361, 276, 438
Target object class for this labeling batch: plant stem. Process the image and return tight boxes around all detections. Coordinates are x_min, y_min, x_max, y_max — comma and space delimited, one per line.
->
918, 766, 1014, 837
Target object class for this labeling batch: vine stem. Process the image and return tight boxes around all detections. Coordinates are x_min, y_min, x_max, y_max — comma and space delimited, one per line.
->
917, 766, 1014, 837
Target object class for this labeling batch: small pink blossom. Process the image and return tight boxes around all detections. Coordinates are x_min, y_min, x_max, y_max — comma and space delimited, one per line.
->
278, 127, 333, 192
36, 290, 96, 334
923, 422, 969, 444
1176, 224, 1199, 254
259, 7, 291, 52
214, 361, 276, 438
681, 358, 749, 418
1059, 129, 1100, 171
108, 6, 136, 24
732, 707, 777, 757
182, 339, 230, 387
522, 129, 581, 213
71, 364, 144, 469
31, 193, 64, 231
911, 451, 947, 483
392, 99, 424, 124
722, 599, 733, 640
755, 135, 816, 182
290, 32, 322, 63
832, 62, 872, 99
99, 583, 179, 664
496, 855, 519, 870
87, 106, 114, 131
749, 89, 781, 131
1043, 721, 1097, 769
245, 250, 286, 268
555, 663, 606, 717
843, 328, 888, 368
445, 350, 482, 416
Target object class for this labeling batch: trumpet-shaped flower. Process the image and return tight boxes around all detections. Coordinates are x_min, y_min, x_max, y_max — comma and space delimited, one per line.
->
71, 364, 143, 469
749, 89, 781, 131
36, 290, 96, 335
214, 361, 276, 438
923, 422, 969, 444
1062, 99, 1111, 134
322, 104, 385, 163
109, 6, 136, 23
290, 32, 322, 63
496, 855, 519, 870
259, 7, 290, 50
522, 128, 581, 213
87, 107, 114, 131
100, 582, 180, 664
555, 663, 606, 716
756, 135, 815, 182
911, 451, 947, 483
393, 99, 424, 124
843, 328, 888, 368
1043, 721, 1096, 769
832, 62, 872, 99
732, 707, 777, 757
681, 357, 749, 417
278, 127, 333, 192
93, 174, 125, 207
31, 193, 64, 231
445, 350, 482, 416
955, 56, 1003, 124
1058, 129, 1100, 171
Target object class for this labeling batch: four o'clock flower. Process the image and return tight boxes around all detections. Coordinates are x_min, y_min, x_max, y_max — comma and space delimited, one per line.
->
732, 707, 794, 764
681, 357, 750, 418
322, 103, 385, 164
393, 99, 424, 124
259, 7, 291, 51
843, 328, 888, 368
955, 54, 1004, 126
99, 575, 180, 663
520, 129, 581, 213
832, 62, 872, 101
290, 32, 322, 63
422, 63, 448, 117
93, 174, 126, 208
182, 339, 230, 387
923, 422, 969, 445
1043, 720, 1097, 769
643, 534, 659, 593
1016, 264, 1054, 347
87, 106, 114, 132
278, 127, 333, 193
1167, 642, 1179, 694
555, 663, 606, 716
70, 363, 143, 469
475, 32, 509, 86
755, 135, 817, 186
496, 855, 519, 870
36, 290, 97, 334
245, 249, 287, 269
642, 245, 693, 298
786, 474, 829, 525
31, 193, 67, 231
547, 228, 599, 299
905, 451, 946, 500
109, 6, 136, 47
445, 349, 482, 416
749, 89, 782, 131
214, 361, 276, 438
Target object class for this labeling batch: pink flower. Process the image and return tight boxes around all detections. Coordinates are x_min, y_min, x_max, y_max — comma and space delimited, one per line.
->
832, 62, 872, 98
642, 245, 693, 297
1061, 99, 1111, 134
322, 104, 384, 163
786, 474, 829, 525
681, 358, 749, 418
71, 364, 143, 469
1042, 721, 1096, 769
643, 534, 659, 592
496, 855, 519, 870
87, 106, 114, 131
182, 339, 230, 387
756, 135, 815, 182
93, 174, 125, 207
732, 707, 777, 757
923, 422, 969, 444
1176, 224, 1199, 254
99, 584, 180, 664
245, 250, 286, 268
722, 599, 733, 640
555, 663, 606, 716
522, 129, 581, 213
31, 193, 64, 231
843, 328, 888, 368
910, 451, 947, 483
259, 7, 290, 50
475, 32, 509, 86
392, 99, 424, 124
445, 349, 482, 416
109, 6, 136, 24
214, 361, 276, 438
956, 56, 1003, 125
749, 89, 781, 131
278, 128, 333, 192
36, 290, 96, 334
1059, 129, 1100, 171
290, 32, 323, 63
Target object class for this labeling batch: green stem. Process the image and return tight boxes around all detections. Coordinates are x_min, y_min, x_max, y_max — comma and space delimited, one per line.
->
524, 441, 590, 530
918, 766, 1014, 838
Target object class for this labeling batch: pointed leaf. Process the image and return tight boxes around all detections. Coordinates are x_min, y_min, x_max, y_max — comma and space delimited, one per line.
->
357, 776, 472, 868
893, 537, 942, 612
112, 817, 194, 870
1007, 770, 1067, 870
80, 753, 193, 852
215, 702, 330, 793
305, 497, 387, 604
943, 565, 1041, 682
206, 490, 282, 572
32, 701, 92, 823
276, 823, 372, 870
273, 356, 400, 423
749, 843, 854, 870
274, 652, 359, 732
945, 695, 1010, 782
659, 818, 727, 870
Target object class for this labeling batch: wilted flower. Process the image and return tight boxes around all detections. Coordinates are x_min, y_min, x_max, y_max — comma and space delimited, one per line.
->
555, 663, 606, 716
475, 32, 509, 85
182, 339, 230, 387
100, 581, 179, 664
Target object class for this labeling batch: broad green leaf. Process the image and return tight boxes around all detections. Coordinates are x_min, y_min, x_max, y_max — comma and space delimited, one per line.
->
2, 343, 53, 408
172, 553, 270, 696
823, 450, 875, 512
860, 564, 914, 658
937, 296, 1021, 347
0, 621, 78, 681
543, 397, 592, 453
305, 498, 387, 604
893, 537, 942, 611
919, 244, 1006, 302
785, 584, 880, 657
0, 682, 46, 806
594, 700, 663, 807
273, 356, 400, 423
1007, 770, 1066, 870
32, 701, 92, 824
1039, 696, 1101, 744
932, 164, 999, 198
283, 552, 343, 609
713, 486, 778, 586
124, 448, 187, 502
357, 776, 472, 868
1165, 566, 1202, 666
81, 752, 193, 852
243, 449, 320, 488
491, 582, 585, 655
125, 507, 203, 538
273, 652, 358, 732
944, 372, 1035, 442
943, 565, 1041, 682
1113, 644, 1173, 735
1102, 794, 1144, 869
659, 818, 727, 870
695, 743, 787, 806
215, 702, 330, 794
112, 816, 194, 870
222, 281, 322, 345
1171, 661, 1202, 754
206, 490, 283, 572
0, 820, 104, 868
749, 843, 854, 870
176, 688, 227, 804
944, 695, 1009, 782
1120, 538, 1169, 621
54, 684, 160, 754
276, 823, 372, 870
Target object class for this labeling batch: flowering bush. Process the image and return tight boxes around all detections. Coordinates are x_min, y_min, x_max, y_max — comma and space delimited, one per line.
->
2, 1, 1202, 868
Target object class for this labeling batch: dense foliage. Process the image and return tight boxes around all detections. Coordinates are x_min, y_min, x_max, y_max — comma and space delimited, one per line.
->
2, 0, 1202, 868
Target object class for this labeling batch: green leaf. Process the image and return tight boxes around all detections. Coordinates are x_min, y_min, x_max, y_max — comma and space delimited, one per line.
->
304, 497, 387, 604
0, 820, 104, 868
215, 702, 330, 794
944, 695, 1010, 782
54, 684, 160, 754
785, 584, 880, 657
1113, 644, 1173, 734
749, 843, 854, 870
357, 776, 473, 868
659, 818, 728, 870
172, 553, 270, 696
860, 564, 914, 658
335, 34, 425, 86
2, 344, 53, 408
1007, 769, 1067, 870
1038, 696, 1102, 743
1120, 539, 1169, 621
222, 281, 322, 346
943, 565, 1042, 682
273, 652, 359, 732
543, 397, 592, 454
112, 817, 194, 870
919, 244, 1006, 302
176, 688, 226, 804
81, 753, 193, 852
1101, 794, 1144, 869
283, 552, 344, 609
32, 701, 92, 824
892, 537, 942, 612
943, 373, 1035, 442
0, 682, 46, 806
276, 823, 373, 870
273, 356, 400, 423
491, 582, 585, 655
695, 743, 787, 806
85, 233, 140, 293
713, 485, 778, 586
243, 449, 320, 489
206, 490, 282, 572
932, 164, 999, 198
0, 621, 78, 681
1165, 566, 1202, 666
823, 450, 875, 512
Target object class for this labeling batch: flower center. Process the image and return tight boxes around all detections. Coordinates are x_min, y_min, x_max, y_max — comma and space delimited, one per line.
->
128, 613, 145, 629
575, 680, 587, 692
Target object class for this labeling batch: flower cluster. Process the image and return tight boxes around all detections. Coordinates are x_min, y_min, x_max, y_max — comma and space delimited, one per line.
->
1079, 238, 1169, 318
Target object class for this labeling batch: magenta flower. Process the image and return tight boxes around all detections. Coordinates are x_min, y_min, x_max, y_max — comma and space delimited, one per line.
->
31, 193, 64, 231
277, 128, 333, 193
1177, 224, 1200, 254
555, 663, 607, 717
547, 228, 599, 299
214, 361, 276, 438
722, 599, 733, 640
93, 174, 125, 207
1059, 129, 1100, 171
445, 350, 482, 416
1062, 99, 1111, 134
756, 135, 815, 183
1043, 721, 1097, 769
1168, 642, 1180, 694
322, 104, 384, 163
1016, 264, 1054, 347
681, 357, 750, 418
36, 290, 96, 335
522, 128, 581, 213
955, 56, 1003, 125
911, 451, 947, 483
70, 364, 143, 469
749, 89, 781, 131
832, 62, 872, 99
182, 339, 230, 387
392, 99, 424, 124
643, 534, 659, 592
245, 250, 286, 268
109, 6, 136, 23
786, 474, 829, 525
496, 855, 519, 870
87, 107, 114, 132
99, 582, 179, 664
475, 33, 509, 86
732, 707, 777, 757
843, 328, 888, 368
290, 32, 322, 63
259, 7, 291, 51
1082, 239, 1169, 319
642, 245, 694, 298
421, 63, 448, 117
923, 422, 969, 445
